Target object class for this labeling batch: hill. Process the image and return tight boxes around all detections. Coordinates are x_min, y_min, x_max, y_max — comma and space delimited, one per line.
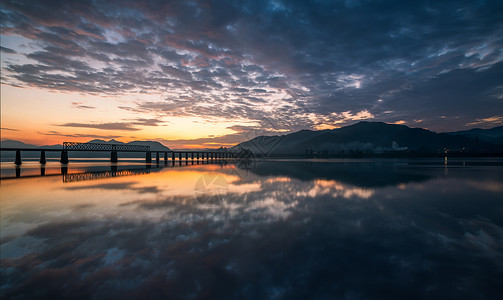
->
232, 121, 502, 156
446, 126, 503, 145
0, 140, 39, 148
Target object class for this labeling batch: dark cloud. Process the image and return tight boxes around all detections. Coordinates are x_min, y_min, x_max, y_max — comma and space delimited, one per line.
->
55, 118, 165, 131
131, 118, 164, 126
1, 127, 19, 131
1, 0, 502, 131
71, 102, 96, 110
38, 130, 122, 139
56, 122, 141, 131
0, 46, 16, 53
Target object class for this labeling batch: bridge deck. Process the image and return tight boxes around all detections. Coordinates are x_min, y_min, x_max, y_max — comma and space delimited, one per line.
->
0, 147, 228, 153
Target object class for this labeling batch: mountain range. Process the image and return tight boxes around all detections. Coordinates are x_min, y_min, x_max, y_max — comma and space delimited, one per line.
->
446, 127, 503, 145
1, 122, 502, 158
232, 121, 503, 156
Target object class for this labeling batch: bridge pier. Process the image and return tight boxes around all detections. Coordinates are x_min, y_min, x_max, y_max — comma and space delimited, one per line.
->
197, 152, 199, 160
179, 152, 182, 161
15, 150, 22, 165
172, 152, 175, 161
156, 152, 160, 164
111, 150, 118, 163
185, 152, 188, 160
146, 151, 151, 163
60, 150, 69, 164
191, 152, 194, 160
164, 152, 168, 162
40, 150, 46, 164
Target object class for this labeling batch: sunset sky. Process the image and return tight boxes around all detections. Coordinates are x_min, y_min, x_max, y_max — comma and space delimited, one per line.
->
1, 0, 502, 148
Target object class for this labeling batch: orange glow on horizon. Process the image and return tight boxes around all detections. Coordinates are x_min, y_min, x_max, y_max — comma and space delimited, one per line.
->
0, 84, 245, 149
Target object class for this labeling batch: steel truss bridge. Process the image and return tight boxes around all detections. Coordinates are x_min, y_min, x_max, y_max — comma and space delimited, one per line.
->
63, 142, 150, 152
1, 141, 242, 165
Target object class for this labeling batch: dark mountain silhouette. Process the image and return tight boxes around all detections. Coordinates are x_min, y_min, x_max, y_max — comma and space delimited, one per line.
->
446, 126, 503, 145
233, 121, 502, 156
128, 141, 171, 152
0, 140, 39, 148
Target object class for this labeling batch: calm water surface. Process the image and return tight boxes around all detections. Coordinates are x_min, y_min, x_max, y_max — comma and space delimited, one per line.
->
1, 159, 502, 299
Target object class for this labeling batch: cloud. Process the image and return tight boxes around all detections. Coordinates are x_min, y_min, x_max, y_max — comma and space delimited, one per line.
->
131, 118, 166, 127
38, 130, 122, 139
71, 102, 96, 110
156, 133, 248, 149
0, 46, 16, 53
1, 0, 502, 131
1, 127, 19, 131
466, 116, 503, 127
55, 118, 165, 131
56, 122, 141, 131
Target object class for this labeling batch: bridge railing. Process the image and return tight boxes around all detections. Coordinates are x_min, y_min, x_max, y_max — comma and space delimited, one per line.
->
63, 142, 150, 152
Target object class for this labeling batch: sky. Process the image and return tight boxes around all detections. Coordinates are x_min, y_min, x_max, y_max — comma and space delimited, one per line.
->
1, 0, 502, 148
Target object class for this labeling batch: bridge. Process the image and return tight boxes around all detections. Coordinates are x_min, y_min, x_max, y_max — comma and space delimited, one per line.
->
0, 142, 239, 165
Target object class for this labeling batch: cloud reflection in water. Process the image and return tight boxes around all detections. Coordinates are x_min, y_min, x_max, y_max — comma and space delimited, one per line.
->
1, 160, 502, 299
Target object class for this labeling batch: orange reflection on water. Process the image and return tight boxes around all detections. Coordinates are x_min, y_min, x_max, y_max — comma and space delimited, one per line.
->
0, 163, 249, 241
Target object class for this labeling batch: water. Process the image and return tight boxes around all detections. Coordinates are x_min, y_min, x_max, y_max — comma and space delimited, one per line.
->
1, 158, 502, 299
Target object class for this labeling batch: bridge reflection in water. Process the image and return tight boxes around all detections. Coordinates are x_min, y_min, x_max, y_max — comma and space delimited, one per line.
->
62, 167, 152, 183
2, 158, 232, 182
